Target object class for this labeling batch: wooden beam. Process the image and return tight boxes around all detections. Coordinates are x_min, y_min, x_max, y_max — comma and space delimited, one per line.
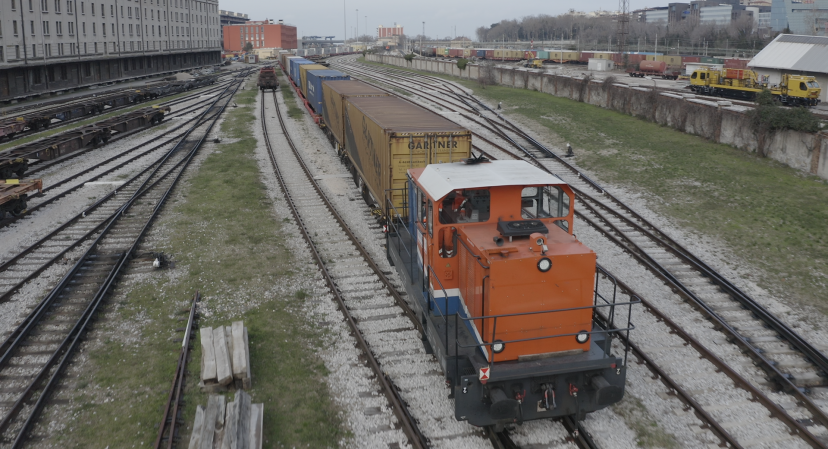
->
200, 327, 217, 383
187, 405, 204, 449
213, 326, 233, 385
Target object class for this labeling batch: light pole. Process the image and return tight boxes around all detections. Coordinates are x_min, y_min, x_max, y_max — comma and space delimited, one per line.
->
356, 9, 359, 48
421, 21, 424, 55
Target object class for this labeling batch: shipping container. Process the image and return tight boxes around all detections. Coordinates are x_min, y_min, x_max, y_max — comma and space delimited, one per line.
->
723, 58, 749, 69
724, 68, 751, 79
549, 50, 579, 62
299, 64, 328, 98
342, 96, 472, 211
449, 48, 463, 58
682, 56, 701, 64
289, 58, 314, 84
463, 48, 473, 58
536, 50, 550, 60
579, 52, 594, 63
306, 70, 350, 114
476, 49, 487, 58
592, 52, 613, 60
524, 50, 537, 60
485, 49, 495, 59
321, 80, 391, 150
700, 56, 723, 64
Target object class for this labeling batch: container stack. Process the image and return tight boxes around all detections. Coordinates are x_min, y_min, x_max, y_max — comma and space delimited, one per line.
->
187, 391, 263, 449
200, 321, 252, 392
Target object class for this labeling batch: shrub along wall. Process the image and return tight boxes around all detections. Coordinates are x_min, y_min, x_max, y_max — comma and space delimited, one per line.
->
367, 54, 828, 180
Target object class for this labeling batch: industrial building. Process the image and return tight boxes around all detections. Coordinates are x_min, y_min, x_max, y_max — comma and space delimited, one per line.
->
770, 0, 828, 34
748, 34, 828, 103
222, 20, 297, 51
219, 10, 248, 50
0, 0, 222, 101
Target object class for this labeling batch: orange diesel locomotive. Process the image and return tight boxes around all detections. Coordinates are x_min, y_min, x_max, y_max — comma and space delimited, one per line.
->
386, 159, 637, 429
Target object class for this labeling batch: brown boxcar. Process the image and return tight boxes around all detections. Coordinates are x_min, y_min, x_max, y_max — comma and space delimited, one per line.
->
321, 80, 391, 150
342, 96, 472, 211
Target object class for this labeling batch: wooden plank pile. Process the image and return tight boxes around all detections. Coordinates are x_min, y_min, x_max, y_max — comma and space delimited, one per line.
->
187, 391, 264, 449
201, 321, 251, 392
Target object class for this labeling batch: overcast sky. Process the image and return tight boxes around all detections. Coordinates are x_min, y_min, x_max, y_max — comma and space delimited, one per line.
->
225, 0, 626, 41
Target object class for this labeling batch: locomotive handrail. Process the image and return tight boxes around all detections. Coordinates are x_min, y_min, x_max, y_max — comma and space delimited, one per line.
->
385, 197, 416, 284
454, 232, 490, 269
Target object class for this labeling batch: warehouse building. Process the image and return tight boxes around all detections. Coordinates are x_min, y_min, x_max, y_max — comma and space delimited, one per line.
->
222, 20, 297, 51
748, 34, 828, 103
0, 0, 222, 101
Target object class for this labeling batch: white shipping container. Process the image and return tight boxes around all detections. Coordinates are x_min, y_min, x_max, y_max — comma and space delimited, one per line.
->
587, 58, 614, 71
684, 63, 724, 76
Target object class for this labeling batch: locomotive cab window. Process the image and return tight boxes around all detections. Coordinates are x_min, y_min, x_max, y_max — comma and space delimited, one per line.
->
800, 82, 807, 91
521, 186, 571, 231
808, 81, 819, 88
439, 189, 490, 224
691, 72, 697, 79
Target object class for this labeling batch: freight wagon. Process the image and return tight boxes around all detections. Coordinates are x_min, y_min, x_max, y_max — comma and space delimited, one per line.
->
340, 96, 472, 211
627, 60, 680, 80
0, 106, 170, 178
0, 178, 42, 218
305, 70, 350, 113
299, 64, 328, 98
320, 80, 391, 150
257, 67, 279, 91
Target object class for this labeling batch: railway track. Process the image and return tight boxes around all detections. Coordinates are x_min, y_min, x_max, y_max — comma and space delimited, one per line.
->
0, 83, 240, 227
329, 57, 828, 447
268, 70, 636, 448
0, 72, 245, 447
154, 291, 200, 449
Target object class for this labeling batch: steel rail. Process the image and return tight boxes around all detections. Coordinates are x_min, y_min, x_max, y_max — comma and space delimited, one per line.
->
154, 291, 200, 449
333, 60, 828, 447
0, 78, 244, 305
262, 90, 427, 449
5, 71, 246, 448
0, 90, 234, 229
348, 58, 828, 390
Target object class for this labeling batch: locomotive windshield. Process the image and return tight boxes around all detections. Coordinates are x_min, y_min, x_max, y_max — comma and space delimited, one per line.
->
808, 81, 819, 88
438, 189, 490, 224
521, 186, 570, 230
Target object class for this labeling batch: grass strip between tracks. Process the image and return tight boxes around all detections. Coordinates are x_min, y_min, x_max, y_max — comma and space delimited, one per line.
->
38, 79, 345, 447
357, 57, 828, 318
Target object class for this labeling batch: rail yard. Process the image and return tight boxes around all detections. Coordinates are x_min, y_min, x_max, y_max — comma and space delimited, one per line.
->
0, 41, 825, 449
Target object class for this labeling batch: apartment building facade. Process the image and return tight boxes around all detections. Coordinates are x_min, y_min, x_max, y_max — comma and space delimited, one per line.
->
0, 0, 222, 100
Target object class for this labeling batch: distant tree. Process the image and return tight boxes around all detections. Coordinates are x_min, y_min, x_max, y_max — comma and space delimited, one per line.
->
243, 42, 253, 52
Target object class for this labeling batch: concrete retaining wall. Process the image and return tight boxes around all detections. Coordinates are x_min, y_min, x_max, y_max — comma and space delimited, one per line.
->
366, 54, 828, 180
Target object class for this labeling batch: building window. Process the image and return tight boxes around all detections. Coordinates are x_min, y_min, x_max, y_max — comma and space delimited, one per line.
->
102, 22, 105, 35
56, 21, 61, 34
67, 0, 72, 13
90, 2, 93, 14
82, 22, 85, 34
13, 21, 18, 36
42, 20, 49, 35
28, 0, 32, 11
41, 0, 47, 11
83, 42, 87, 53
128, 6, 131, 17
94, 42, 97, 52
68, 21, 73, 34
54, 0, 59, 11
15, 45, 20, 59
92, 22, 95, 35
110, 4, 112, 15
11, 0, 16, 10
80, 0, 83, 14
32, 43, 36, 57
30, 20, 35, 35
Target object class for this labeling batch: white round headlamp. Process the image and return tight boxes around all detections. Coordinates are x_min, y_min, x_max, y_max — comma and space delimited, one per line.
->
537, 257, 552, 272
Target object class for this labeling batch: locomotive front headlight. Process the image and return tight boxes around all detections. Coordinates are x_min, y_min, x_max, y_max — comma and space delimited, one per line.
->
492, 340, 505, 353
576, 331, 590, 344
537, 257, 552, 272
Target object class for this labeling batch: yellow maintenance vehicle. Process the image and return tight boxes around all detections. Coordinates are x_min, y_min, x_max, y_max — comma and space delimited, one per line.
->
523, 59, 544, 69
689, 68, 821, 106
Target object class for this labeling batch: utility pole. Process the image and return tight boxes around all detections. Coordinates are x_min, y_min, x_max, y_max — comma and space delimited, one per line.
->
655, 32, 658, 55
616, 0, 630, 66
343, 0, 346, 45
421, 22, 424, 55
356, 9, 358, 47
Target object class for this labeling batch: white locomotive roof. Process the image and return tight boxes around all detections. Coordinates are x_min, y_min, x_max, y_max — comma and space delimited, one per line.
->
417, 160, 565, 200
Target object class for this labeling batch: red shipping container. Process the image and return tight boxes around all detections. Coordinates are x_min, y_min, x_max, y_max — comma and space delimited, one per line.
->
724, 68, 750, 79
579, 52, 593, 63
485, 49, 495, 59
524, 50, 537, 59
449, 48, 463, 58
682, 56, 701, 63
724, 58, 748, 69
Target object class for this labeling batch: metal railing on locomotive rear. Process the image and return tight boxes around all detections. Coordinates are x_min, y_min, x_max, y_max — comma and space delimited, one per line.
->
384, 194, 639, 390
